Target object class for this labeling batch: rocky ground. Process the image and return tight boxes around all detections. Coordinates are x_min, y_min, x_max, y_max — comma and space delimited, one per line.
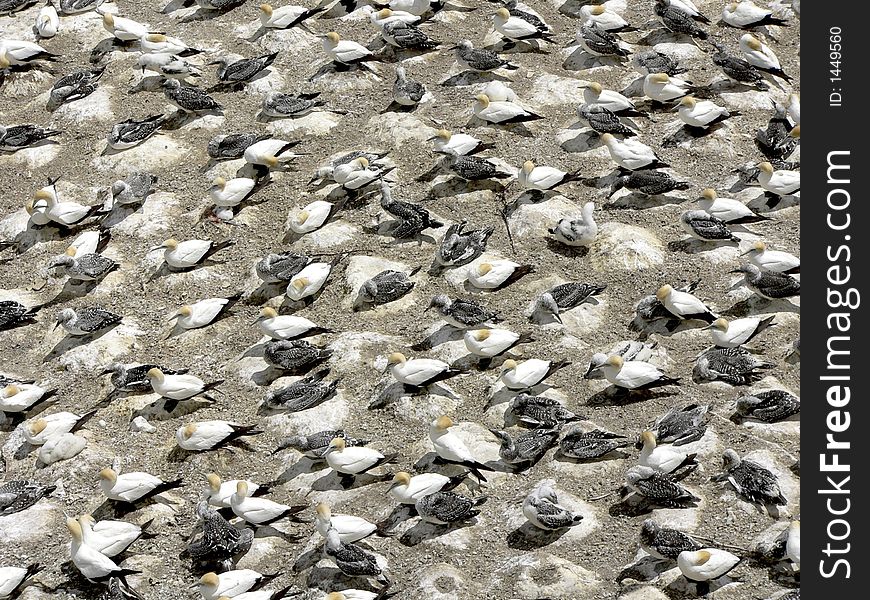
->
1, 1, 799, 599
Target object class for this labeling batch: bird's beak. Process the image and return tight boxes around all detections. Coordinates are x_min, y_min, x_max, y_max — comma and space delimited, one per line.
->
447, 45, 459, 50
728, 269, 742, 274
250, 315, 262, 325
426, 135, 439, 141
167, 313, 178, 322
386, 482, 398, 493
99, 368, 112, 376
53, 320, 61, 330
582, 365, 596, 379
205, 60, 221, 66
149, 244, 164, 252
701, 324, 715, 330
738, 249, 752, 256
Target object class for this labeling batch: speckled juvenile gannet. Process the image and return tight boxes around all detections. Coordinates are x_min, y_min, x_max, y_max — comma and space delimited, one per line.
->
640, 519, 701, 559
632, 50, 685, 76
489, 427, 558, 466
711, 42, 765, 86
740, 241, 799, 273
732, 390, 800, 424
680, 210, 739, 242
600, 134, 668, 170
275, 430, 367, 460
387, 471, 466, 505
434, 222, 494, 268
562, 428, 628, 464
315, 503, 377, 543
624, 465, 699, 508
0, 564, 41, 598
0, 0, 38, 15
107, 172, 157, 206
713, 449, 786, 505
500, 358, 570, 390
208, 132, 271, 160
55, 307, 122, 336
693, 346, 774, 385
24, 410, 94, 445
66, 519, 140, 583
1, 383, 56, 413
656, 284, 716, 323
59, 0, 104, 14
203, 474, 268, 509
211, 53, 278, 86
264, 369, 338, 412
576, 23, 629, 57
230, 481, 305, 526
393, 64, 425, 106
324, 527, 388, 583
650, 404, 709, 445
378, 15, 440, 50
731, 264, 799, 299
356, 268, 419, 309
0, 124, 62, 151
533, 282, 607, 323
256, 251, 309, 283
577, 104, 637, 136
152, 238, 233, 270
263, 340, 332, 373
48, 249, 118, 282
427, 294, 499, 328
523, 480, 583, 530
706, 316, 775, 348
452, 40, 518, 72
99, 468, 183, 503
510, 393, 581, 428
107, 115, 165, 150
146, 368, 223, 401
185, 501, 254, 565
653, 0, 708, 39
416, 491, 486, 525
177, 421, 262, 452
0, 301, 40, 331
611, 169, 689, 196
664, 0, 710, 23
324, 437, 395, 477
162, 79, 222, 113
549, 202, 598, 247
721, 1, 788, 28
0, 480, 56, 516
260, 3, 326, 29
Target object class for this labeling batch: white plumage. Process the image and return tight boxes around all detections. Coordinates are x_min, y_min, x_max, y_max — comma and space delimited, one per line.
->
230, 482, 294, 525
98, 468, 173, 502
0, 566, 38, 598
473, 94, 538, 124
741, 241, 799, 273
677, 97, 729, 128
33, 187, 96, 227
583, 82, 636, 112
597, 355, 672, 389
464, 328, 521, 357
550, 201, 597, 247
315, 503, 377, 543
387, 352, 450, 386
787, 93, 800, 125
677, 548, 741, 581
386, 0, 433, 16
325, 591, 379, 600
286, 262, 331, 300
147, 368, 213, 400
388, 471, 454, 504
36, 3, 60, 38
518, 161, 573, 191
24, 411, 84, 445
786, 520, 800, 569
721, 1, 777, 28
101, 11, 150, 41
203, 473, 263, 509
288, 200, 334, 234
199, 570, 265, 600
482, 80, 517, 103
172, 297, 233, 329
66, 519, 127, 581
500, 359, 555, 389
0, 39, 54, 64
210, 177, 255, 208
430, 129, 486, 156
154, 238, 222, 269
579, 4, 630, 31
260, 4, 313, 28
707, 317, 770, 348
639, 431, 691, 473
668, 0, 704, 18
176, 420, 251, 451
324, 437, 386, 475
656, 284, 714, 320
696, 189, 759, 222
600, 134, 660, 170
739, 33, 782, 72
139, 33, 194, 55
255, 308, 321, 340
321, 31, 373, 64
493, 7, 543, 41
0, 384, 51, 413
643, 73, 691, 102
758, 162, 799, 195
429, 416, 481, 464
78, 515, 141, 557
333, 157, 383, 190
70, 231, 104, 256
244, 139, 300, 167
467, 260, 524, 289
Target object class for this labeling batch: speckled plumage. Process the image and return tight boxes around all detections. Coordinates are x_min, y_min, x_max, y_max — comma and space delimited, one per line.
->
264, 369, 338, 412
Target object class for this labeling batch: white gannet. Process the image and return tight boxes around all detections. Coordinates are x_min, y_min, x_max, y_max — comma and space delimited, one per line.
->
787, 93, 800, 125
315, 503, 377, 543
721, 1, 788, 29
286, 262, 331, 301
69, 230, 109, 256
386, 352, 457, 387
1, 383, 56, 413
467, 260, 533, 290
584, 340, 658, 379
210, 177, 256, 208
260, 3, 326, 29
0, 564, 41, 598
493, 7, 554, 44
324, 437, 393, 476
23, 410, 93, 445
100, 11, 150, 42
67, 518, 137, 582
696, 189, 767, 224
677, 548, 741, 582
579, 4, 634, 32
500, 358, 569, 390
333, 157, 388, 190
472, 93, 542, 125
287, 200, 335, 234
35, 3, 60, 38
99, 468, 183, 503
739, 33, 789, 80
253, 308, 329, 340
523, 480, 584, 530
152, 238, 233, 270
198, 570, 275, 600
740, 241, 799, 273
786, 520, 800, 569
677, 97, 732, 128
757, 162, 799, 196
549, 201, 597, 247
138, 52, 202, 80
320, 31, 376, 65
244, 139, 302, 168
582, 82, 641, 115
139, 33, 199, 56
656, 284, 716, 322
170, 295, 240, 330
593, 355, 679, 389
463, 328, 530, 358
146, 368, 222, 401
518, 160, 580, 191
176, 421, 261, 452
32, 185, 101, 227
203, 473, 265, 509
78, 514, 142, 557
706, 316, 775, 348
429, 416, 494, 479
600, 134, 667, 170
429, 129, 492, 156
230, 481, 304, 526
0, 39, 58, 65
643, 73, 692, 102
387, 471, 464, 505
482, 80, 517, 103
639, 431, 696, 473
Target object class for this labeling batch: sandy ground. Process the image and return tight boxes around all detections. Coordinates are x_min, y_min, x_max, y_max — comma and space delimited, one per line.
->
0, 1, 799, 599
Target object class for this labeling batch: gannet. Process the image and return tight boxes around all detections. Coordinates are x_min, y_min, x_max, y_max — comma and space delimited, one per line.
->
523, 480, 583, 530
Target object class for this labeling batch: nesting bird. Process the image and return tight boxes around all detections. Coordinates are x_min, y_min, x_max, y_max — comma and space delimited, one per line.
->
732, 264, 800, 299
509, 393, 582, 428
467, 260, 533, 291
624, 466, 699, 508
600, 134, 668, 170
429, 415, 494, 480
315, 503, 377, 543
434, 222, 494, 268
387, 471, 466, 505
107, 115, 165, 150
416, 491, 487, 525
656, 284, 716, 323
452, 40, 518, 72
472, 93, 542, 125
559, 425, 631, 460
721, 1, 789, 29
713, 449, 786, 505
740, 241, 799, 273
152, 238, 233, 270
324, 437, 395, 478
489, 427, 558, 467
427, 294, 499, 328
592, 355, 679, 390
55, 307, 122, 336
386, 352, 459, 388
493, 6, 555, 45
533, 282, 607, 323
696, 188, 767, 224
732, 390, 800, 424
549, 202, 598, 247
98, 468, 184, 503
638, 431, 697, 474
146, 368, 223, 401
693, 346, 774, 385
356, 268, 419, 309
463, 328, 530, 359
176, 421, 262, 452
264, 370, 338, 412
500, 358, 569, 390
640, 519, 702, 560
706, 316, 775, 348
680, 210, 739, 243
230, 481, 305, 525
254, 308, 330, 340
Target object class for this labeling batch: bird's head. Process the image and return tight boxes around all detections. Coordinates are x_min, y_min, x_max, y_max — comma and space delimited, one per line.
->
655, 284, 673, 301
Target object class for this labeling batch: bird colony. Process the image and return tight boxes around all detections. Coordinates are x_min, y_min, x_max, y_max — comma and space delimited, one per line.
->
0, 0, 799, 599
